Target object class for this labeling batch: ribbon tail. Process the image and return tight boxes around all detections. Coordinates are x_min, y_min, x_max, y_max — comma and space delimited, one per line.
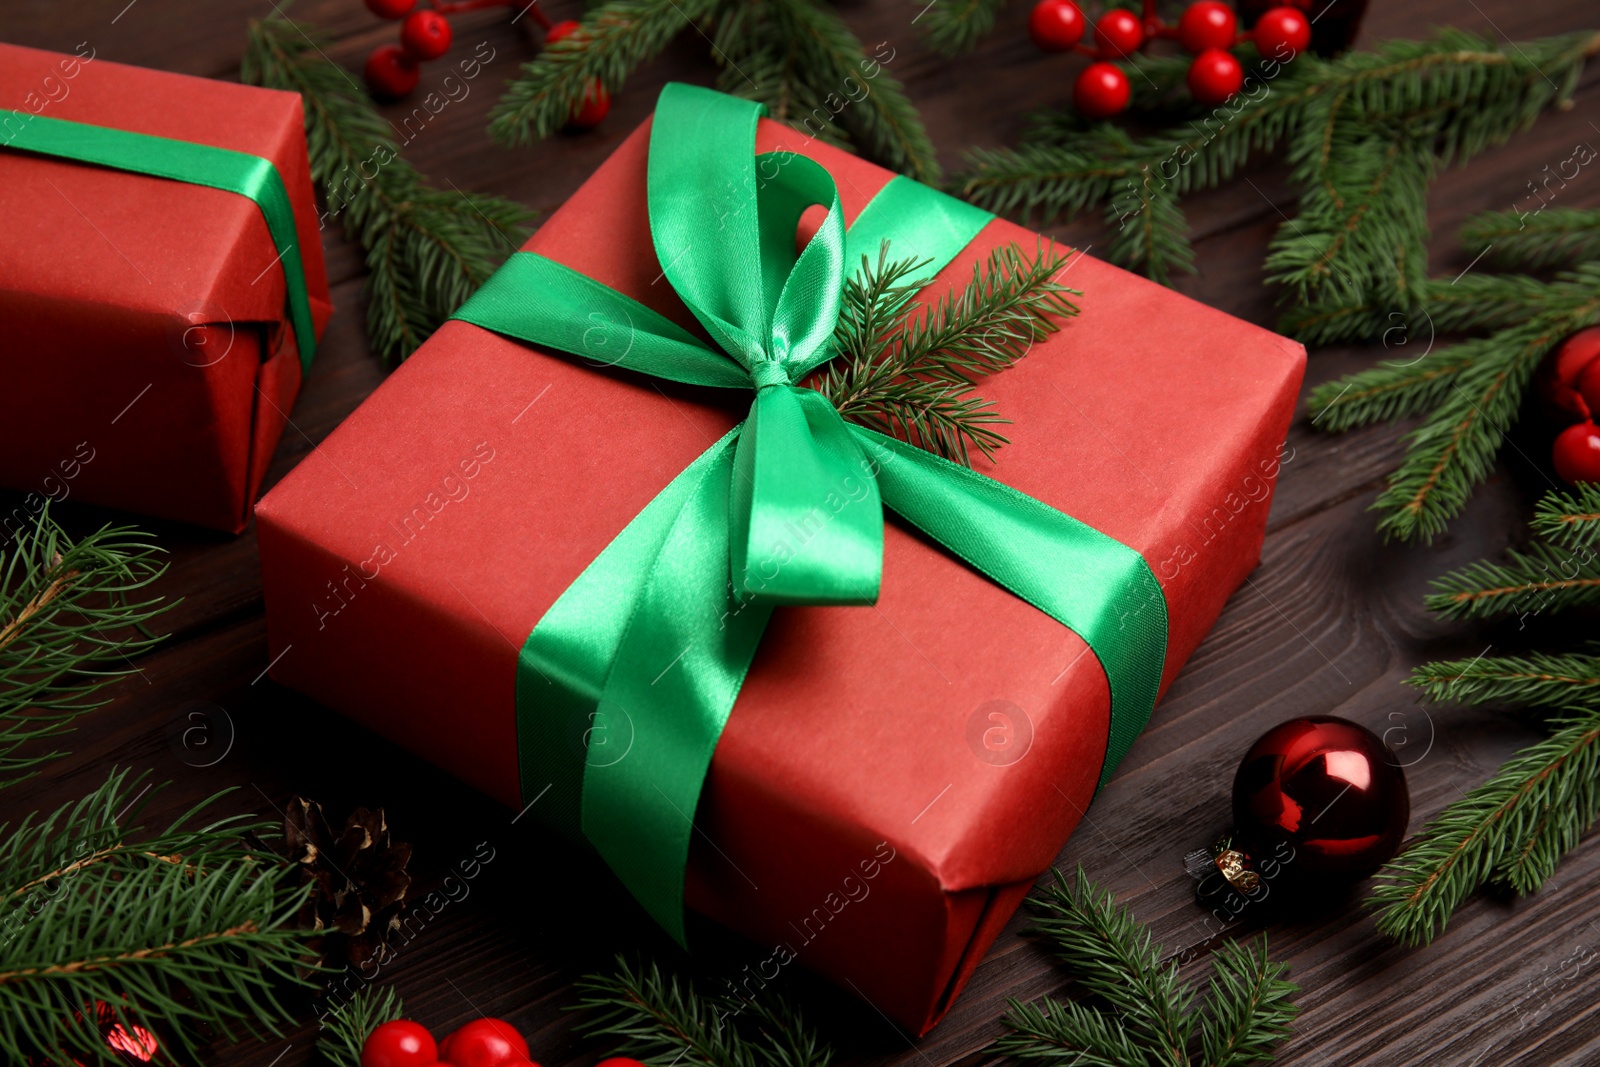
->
850, 427, 1169, 787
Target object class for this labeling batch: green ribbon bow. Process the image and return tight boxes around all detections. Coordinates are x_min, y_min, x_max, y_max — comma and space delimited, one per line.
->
453, 83, 1168, 943
3, 111, 317, 370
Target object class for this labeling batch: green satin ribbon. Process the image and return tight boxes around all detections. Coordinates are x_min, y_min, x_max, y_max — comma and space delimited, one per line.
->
453, 83, 1169, 943
2, 111, 317, 370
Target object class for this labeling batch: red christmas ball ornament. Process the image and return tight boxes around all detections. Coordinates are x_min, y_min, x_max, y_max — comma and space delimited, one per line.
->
439, 1019, 529, 1067
1027, 0, 1087, 52
1094, 8, 1144, 58
1187, 48, 1244, 106
401, 9, 454, 61
1178, 1, 1237, 53
1553, 421, 1600, 484
365, 0, 417, 19
1252, 6, 1312, 58
1232, 716, 1409, 880
1073, 61, 1130, 119
567, 81, 611, 129
364, 44, 421, 101
545, 19, 582, 44
362, 1020, 438, 1067
1546, 326, 1600, 417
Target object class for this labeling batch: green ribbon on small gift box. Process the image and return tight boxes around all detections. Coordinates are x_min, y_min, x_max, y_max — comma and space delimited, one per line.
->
451, 83, 1170, 944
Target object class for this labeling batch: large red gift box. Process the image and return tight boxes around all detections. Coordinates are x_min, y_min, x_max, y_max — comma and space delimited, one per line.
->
258, 113, 1303, 1031
0, 43, 331, 533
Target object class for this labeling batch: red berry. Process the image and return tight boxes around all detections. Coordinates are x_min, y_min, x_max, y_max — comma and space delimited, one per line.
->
1177, 1, 1237, 52
362, 1020, 438, 1067
1577, 358, 1600, 420
567, 80, 610, 129
1094, 9, 1144, 58
1553, 421, 1600, 483
364, 44, 420, 100
1253, 6, 1311, 58
1548, 326, 1600, 416
545, 19, 582, 44
1187, 48, 1244, 106
1073, 62, 1130, 119
501, 1061, 542, 1067
365, 0, 416, 19
439, 1019, 528, 1067
1027, 0, 1086, 52
596, 1060, 647, 1067
401, 9, 453, 61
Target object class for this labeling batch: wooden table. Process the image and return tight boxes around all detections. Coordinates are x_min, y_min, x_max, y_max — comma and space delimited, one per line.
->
6, 1, 1599, 1064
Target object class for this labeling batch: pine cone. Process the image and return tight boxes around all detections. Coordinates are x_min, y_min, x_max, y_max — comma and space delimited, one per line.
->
284, 797, 412, 970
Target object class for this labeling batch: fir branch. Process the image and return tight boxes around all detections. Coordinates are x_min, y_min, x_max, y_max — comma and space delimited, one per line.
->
1370, 709, 1600, 946
995, 995, 1148, 1067
1027, 867, 1193, 1065
1410, 652, 1600, 711
1424, 540, 1600, 620
318, 984, 404, 1067
1196, 939, 1300, 1067
0, 771, 315, 1065
243, 17, 532, 363
916, 0, 1010, 57
1104, 167, 1196, 286
573, 956, 831, 1067
0, 508, 169, 789
1281, 271, 1565, 346
1532, 483, 1600, 552
1463, 208, 1600, 272
818, 241, 1080, 464
1304, 347, 1478, 432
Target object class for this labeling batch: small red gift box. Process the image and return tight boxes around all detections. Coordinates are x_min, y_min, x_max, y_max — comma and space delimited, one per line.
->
258, 112, 1302, 1031
0, 43, 331, 532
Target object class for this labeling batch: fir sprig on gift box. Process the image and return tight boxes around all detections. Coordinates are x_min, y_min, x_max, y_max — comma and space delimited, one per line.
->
0, 507, 168, 789
487, 0, 939, 182
242, 16, 534, 363
1369, 486, 1600, 946
956, 30, 1600, 295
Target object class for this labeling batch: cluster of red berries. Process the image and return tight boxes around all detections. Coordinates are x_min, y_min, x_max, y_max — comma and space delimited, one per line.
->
363, 1016, 640, 1067
1543, 327, 1600, 483
361, 0, 609, 128
1027, 0, 1312, 117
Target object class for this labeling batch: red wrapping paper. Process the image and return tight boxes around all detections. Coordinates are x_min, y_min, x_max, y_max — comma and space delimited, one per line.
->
257, 116, 1303, 1031
0, 43, 332, 533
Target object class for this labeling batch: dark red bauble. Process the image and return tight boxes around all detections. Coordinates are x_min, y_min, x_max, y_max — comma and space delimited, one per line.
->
361, 1020, 438, 1067
1232, 716, 1409, 879
364, 44, 421, 100
545, 19, 582, 44
1187, 48, 1244, 106
1252, 6, 1311, 57
1028, 0, 1087, 52
1094, 9, 1144, 58
1546, 326, 1600, 418
1577, 358, 1600, 420
1074, 62, 1130, 119
439, 1019, 528, 1067
365, 0, 417, 19
1553, 422, 1600, 484
1178, 1, 1237, 53
401, 9, 454, 60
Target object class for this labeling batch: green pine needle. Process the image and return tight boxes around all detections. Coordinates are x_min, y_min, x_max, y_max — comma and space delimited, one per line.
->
243, 17, 533, 363
818, 241, 1081, 465
573, 956, 832, 1067
999, 868, 1297, 1067
1370, 708, 1600, 945
916, 0, 1011, 57
1424, 540, 1600, 620
317, 985, 405, 1067
0, 507, 170, 789
1410, 652, 1600, 710
0, 770, 316, 1065
1532, 483, 1600, 551
1462, 208, 1600, 271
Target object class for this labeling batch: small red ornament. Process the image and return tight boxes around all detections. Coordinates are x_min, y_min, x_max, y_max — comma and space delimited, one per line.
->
596, 1059, 647, 1067
1553, 421, 1600, 484
364, 44, 421, 100
1186, 48, 1244, 106
1073, 61, 1130, 119
567, 81, 611, 129
439, 1018, 529, 1067
1233, 716, 1409, 880
365, 0, 417, 19
362, 1020, 439, 1067
1093, 8, 1144, 58
401, 9, 454, 60
545, 19, 582, 44
1252, 6, 1312, 57
1177, 1, 1237, 53
1547, 326, 1600, 417
1576, 358, 1600, 419
1027, 0, 1087, 52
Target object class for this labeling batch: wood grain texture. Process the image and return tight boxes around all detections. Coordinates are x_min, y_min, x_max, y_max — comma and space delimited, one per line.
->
3, 0, 1599, 1064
